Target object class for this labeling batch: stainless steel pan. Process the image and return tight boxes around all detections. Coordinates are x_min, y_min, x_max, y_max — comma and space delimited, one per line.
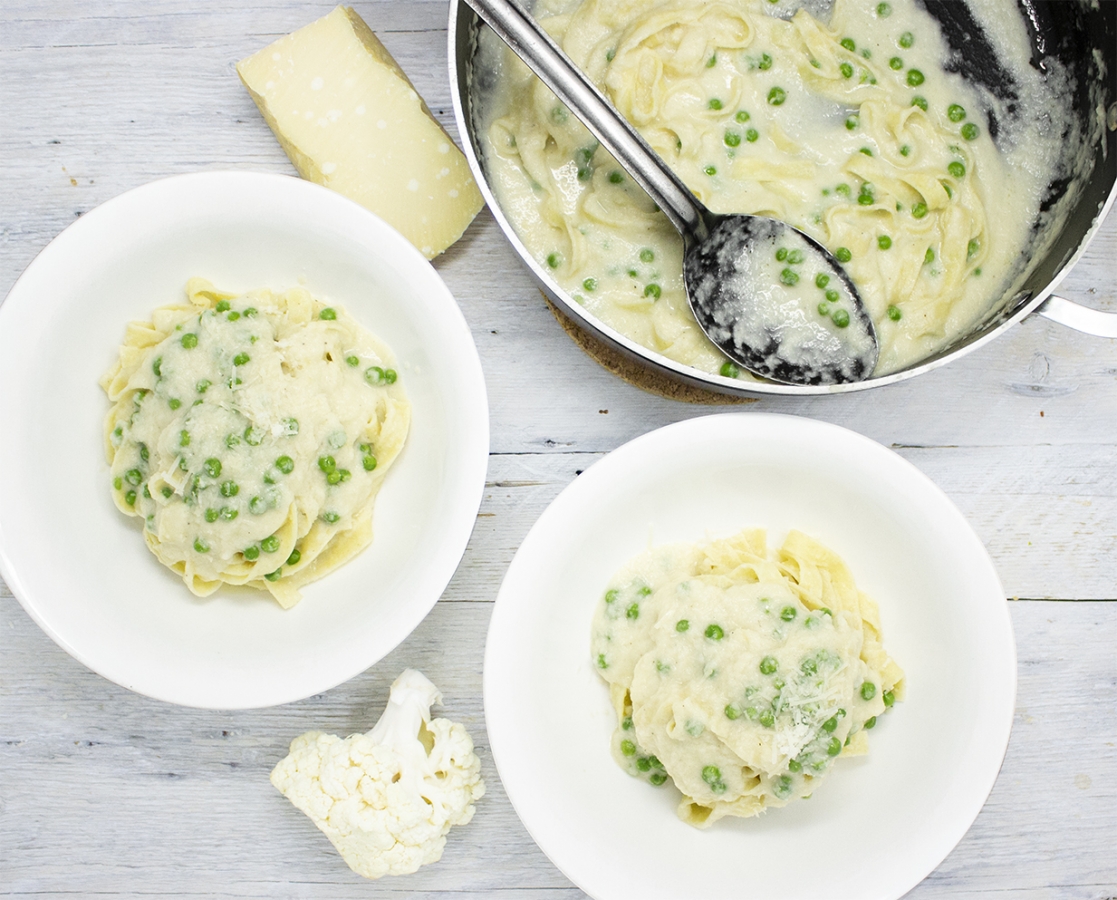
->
449, 0, 1117, 396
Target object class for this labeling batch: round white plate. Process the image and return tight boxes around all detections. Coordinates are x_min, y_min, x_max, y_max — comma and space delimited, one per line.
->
485, 413, 1015, 900
0, 171, 489, 709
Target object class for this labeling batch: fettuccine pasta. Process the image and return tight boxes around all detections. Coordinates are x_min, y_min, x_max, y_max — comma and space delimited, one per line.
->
591, 528, 904, 827
101, 279, 410, 608
480, 0, 1063, 376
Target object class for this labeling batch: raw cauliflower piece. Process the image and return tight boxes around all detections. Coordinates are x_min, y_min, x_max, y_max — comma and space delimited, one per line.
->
271, 669, 484, 879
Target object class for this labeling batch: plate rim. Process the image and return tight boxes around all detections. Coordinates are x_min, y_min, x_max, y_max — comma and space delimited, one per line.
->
484, 411, 1016, 900
0, 170, 491, 709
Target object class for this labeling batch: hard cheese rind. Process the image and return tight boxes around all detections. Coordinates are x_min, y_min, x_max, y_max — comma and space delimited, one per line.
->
238, 6, 484, 259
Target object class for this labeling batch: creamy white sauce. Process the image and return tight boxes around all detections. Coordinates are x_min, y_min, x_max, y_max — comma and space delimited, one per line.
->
477, 0, 1081, 379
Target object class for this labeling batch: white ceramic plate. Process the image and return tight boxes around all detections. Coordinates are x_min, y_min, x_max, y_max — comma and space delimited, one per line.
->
485, 413, 1015, 900
0, 171, 489, 709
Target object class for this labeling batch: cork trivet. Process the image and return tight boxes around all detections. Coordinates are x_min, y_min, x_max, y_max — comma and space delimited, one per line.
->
544, 294, 754, 405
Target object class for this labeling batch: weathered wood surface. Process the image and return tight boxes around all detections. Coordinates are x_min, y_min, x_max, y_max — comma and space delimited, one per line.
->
1, 1, 1115, 897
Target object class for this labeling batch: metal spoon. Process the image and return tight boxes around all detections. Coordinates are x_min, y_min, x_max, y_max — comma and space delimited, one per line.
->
466, 0, 879, 385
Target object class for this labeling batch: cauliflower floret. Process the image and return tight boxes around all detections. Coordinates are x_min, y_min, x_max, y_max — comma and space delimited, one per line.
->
271, 669, 485, 879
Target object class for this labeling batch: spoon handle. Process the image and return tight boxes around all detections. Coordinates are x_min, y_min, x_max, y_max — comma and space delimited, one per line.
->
466, 0, 704, 239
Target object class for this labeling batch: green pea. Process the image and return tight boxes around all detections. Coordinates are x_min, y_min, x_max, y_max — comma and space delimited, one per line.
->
181, 333, 198, 349
746, 128, 759, 142
948, 161, 966, 179
887, 305, 903, 321
881, 689, 896, 708
706, 53, 717, 68
735, 110, 750, 123
900, 144, 911, 156
907, 69, 925, 87
840, 37, 856, 52
271, 455, 293, 475
204, 507, 219, 523
362, 455, 377, 471
195, 379, 211, 395
214, 299, 230, 313
787, 249, 804, 265
858, 184, 875, 206
780, 268, 799, 286
243, 307, 257, 318
877, 1, 891, 15
626, 602, 639, 620
827, 737, 842, 756
199, 457, 220, 478
177, 430, 190, 448
596, 653, 608, 669
860, 681, 877, 700
825, 289, 840, 303
788, 759, 803, 773
194, 538, 209, 553
835, 183, 851, 197
758, 53, 772, 71
758, 709, 775, 728
701, 765, 722, 786
649, 772, 667, 786
878, 235, 892, 250
705, 624, 724, 640
152, 356, 164, 377
889, 56, 903, 70
227, 311, 240, 321
859, 146, 873, 157
248, 496, 267, 515
801, 657, 818, 675
285, 548, 301, 566
256, 535, 279, 554
968, 238, 981, 258
220, 481, 239, 497
899, 31, 914, 48
776, 247, 788, 262
708, 98, 722, 110
675, 619, 690, 632
767, 86, 787, 106
113, 476, 123, 490
911, 95, 928, 111
845, 116, 859, 131
759, 656, 778, 675
861, 48, 872, 59
168, 398, 181, 410
644, 283, 661, 299
947, 103, 967, 122
317, 455, 336, 474
326, 471, 341, 485
621, 740, 637, 757
622, 716, 633, 731
215, 506, 236, 522
925, 246, 935, 264
912, 201, 928, 219
123, 468, 142, 487
840, 62, 853, 79
864, 716, 877, 729
832, 309, 851, 328
603, 588, 619, 604
724, 130, 741, 147
124, 489, 137, 506
239, 545, 258, 562
546, 252, 562, 269
818, 301, 831, 317
608, 170, 624, 184
225, 433, 241, 448
961, 122, 979, 140
780, 605, 797, 621
636, 756, 652, 772
244, 426, 264, 446
582, 277, 597, 292
822, 716, 838, 733
318, 307, 338, 320
814, 274, 830, 289
719, 361, 740, 379
725, 704, 741, 720
704, 165, 717, 176
264, 569, 282, 582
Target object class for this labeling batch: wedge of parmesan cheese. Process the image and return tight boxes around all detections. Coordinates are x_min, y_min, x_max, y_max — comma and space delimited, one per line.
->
238, 6, 484, 259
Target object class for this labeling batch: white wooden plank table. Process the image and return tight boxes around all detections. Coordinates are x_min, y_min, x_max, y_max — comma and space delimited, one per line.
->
2, 2, 1115, 897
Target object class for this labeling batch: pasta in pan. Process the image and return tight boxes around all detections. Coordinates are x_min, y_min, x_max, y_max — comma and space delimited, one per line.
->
591, 528, 904, 827
480, 0, 1065, 376
101, 279, 410, 608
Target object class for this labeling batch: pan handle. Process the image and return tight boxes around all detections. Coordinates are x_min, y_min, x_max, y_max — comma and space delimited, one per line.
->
1037, 294, 1117, 338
